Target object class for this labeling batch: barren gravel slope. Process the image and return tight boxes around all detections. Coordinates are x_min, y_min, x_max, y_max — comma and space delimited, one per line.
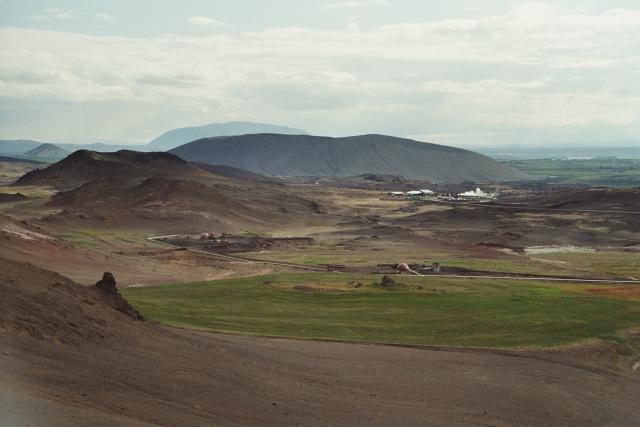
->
2, 257, 639, 426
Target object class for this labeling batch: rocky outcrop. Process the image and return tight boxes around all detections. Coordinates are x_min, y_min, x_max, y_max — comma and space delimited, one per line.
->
95, 272, 144, 320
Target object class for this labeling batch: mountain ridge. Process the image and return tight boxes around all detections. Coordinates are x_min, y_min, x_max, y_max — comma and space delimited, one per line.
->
1, 121, 307, 154
147, 121, 306, 151
23, 143, 69, 162
170, 133, 529, 183
0, 139, 43, 156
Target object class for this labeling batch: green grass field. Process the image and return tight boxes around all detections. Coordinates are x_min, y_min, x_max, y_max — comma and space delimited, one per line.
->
123, 273, 640, 348
533, 252, 640, 278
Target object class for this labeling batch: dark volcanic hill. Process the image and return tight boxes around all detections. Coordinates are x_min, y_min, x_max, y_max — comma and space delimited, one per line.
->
192, 162, 282, 184
57, 142, 138, 153
170, 134, 529, 183
147, 121, 306, 151
16, 150, 328, 230
14, 150, 204, 190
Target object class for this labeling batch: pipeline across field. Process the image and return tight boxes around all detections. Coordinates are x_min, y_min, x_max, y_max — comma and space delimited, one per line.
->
146, 236, 639, 285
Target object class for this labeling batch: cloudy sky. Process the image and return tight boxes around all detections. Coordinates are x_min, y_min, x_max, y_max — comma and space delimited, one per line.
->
1, 0, 639, 147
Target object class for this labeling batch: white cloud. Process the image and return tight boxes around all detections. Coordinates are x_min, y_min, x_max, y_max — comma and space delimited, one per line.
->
95, 13, 112, 21
187, 16, 224, 27
320, 1, 365, 10
28, 8, 75, 21
320, 1, 388, 10
2, 5, 640, 144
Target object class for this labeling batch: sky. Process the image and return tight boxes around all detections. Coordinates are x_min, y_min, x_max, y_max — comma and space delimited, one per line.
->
0, 0, 639, 148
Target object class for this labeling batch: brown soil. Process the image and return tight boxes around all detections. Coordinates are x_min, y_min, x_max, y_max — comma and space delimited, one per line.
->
397, 201, 640, 248
0, 192, 28, 203
2, 257, 639, 426
18, 151, 331, 234
3, 154, 640, 425
0, 160, 42, 186
0, 214, 292, 287
192, 162, 284, 184
584, 286, 640, 300
46, 176, 268, 230
503, 187, 640, 211
165, 235, 315, 254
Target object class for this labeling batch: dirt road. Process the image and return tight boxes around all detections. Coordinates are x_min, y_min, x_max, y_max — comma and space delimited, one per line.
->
148, 236, 640, 284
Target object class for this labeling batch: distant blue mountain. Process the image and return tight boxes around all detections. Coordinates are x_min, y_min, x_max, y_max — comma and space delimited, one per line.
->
0, 139, 43, 156
147, 121, 306, 151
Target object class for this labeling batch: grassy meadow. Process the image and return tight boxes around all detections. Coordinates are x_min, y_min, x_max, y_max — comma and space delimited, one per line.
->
58, 228, 156, 249
532, 252, 640, 278
123, 272, 640, 348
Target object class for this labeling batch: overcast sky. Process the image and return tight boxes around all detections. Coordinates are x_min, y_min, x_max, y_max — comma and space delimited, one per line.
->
1, 0, 639, 147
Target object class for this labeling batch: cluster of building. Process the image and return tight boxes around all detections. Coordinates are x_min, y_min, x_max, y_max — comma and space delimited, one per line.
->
388, 189, 434, 198
199, 232, 230, 241
387, 187, 496, 201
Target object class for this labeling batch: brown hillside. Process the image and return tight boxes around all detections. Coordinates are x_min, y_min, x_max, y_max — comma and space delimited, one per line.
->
13, 149, 327, 231
0, 257, 142, 345
0, 192, 28, 203
46, 176, 269, 230
2, 257, 639, 426
513, 187, 640, 211
14, 150, 205, 190
192, 162, 283, 184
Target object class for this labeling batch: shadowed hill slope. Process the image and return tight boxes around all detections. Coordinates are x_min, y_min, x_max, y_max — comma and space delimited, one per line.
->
46, 176, 267, 229
47, 176, 237, 209
13, 150, 205, 190
170, 133, 529, 183
0, 192, 28, 203
12, 150, 328, 231
0, 257, 142, 346
191, 162, 283, 184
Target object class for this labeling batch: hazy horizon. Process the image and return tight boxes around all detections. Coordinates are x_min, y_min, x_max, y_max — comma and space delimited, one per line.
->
1, 0, 639, 149
2, 125, 640, 151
